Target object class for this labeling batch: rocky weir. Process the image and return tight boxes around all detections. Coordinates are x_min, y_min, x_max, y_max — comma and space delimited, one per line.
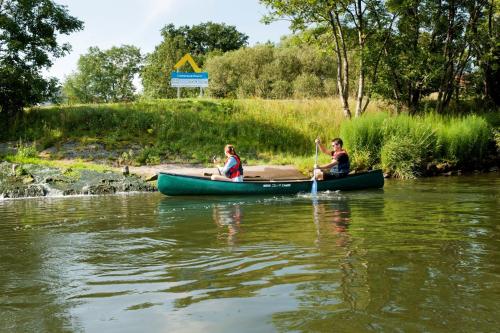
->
0, 161, 156, 199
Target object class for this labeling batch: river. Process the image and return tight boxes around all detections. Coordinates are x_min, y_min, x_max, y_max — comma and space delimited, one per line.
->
0, 174, 498, 332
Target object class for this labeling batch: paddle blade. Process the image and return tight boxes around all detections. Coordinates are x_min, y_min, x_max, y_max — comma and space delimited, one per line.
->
311, 179, 318, 195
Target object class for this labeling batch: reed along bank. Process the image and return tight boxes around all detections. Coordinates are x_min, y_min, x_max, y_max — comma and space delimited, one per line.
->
1, 99, 498, 179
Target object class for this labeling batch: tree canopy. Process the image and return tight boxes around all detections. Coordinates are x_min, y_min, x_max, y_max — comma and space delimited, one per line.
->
161, 22, 249, 54
0, 0, 83, 117
63, 45, 143, 103
260, 0, 499, 115
141, 22, 249, 98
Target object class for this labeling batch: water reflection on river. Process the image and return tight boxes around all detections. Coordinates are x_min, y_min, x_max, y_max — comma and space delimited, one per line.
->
0, 174, 499, 332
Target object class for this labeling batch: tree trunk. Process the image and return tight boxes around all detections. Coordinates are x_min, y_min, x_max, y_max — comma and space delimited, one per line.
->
354, 0, 365, 117
484, 62, 500, 105
382, 45, 403, 112
482, 2, 499, 105
355, 50, 365, 117
436, 0, 456, 113
328, 10, 351, 118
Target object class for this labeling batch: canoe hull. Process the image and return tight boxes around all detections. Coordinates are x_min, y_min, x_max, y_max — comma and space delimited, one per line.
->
157, 170, 384, 196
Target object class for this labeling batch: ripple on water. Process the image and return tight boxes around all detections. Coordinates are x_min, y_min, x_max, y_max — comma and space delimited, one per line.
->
1, 177, 499, 333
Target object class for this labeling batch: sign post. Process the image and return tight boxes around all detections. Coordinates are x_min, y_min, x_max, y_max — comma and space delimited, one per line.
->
171, 54, 208, 98
176, 69, 180, 99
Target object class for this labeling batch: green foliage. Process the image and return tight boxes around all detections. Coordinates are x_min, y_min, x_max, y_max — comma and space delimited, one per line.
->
15, 141, 38, 159
141, 35, 196, 98
340, 113, 387, 168
204, 44, 335, 99
469, 3, 499, 106
340, 112, 491, 175
161, 22, 248, 54
349, 149, 374, 171
293, 74, 324, 99
261, 0, 499, 113
141, 22, 248, 99
373, 1, 498, 111
62, 167, 80, 179
3, 99, 494, 177
381, 136, 423, 179
323, 78, 337, 96
382, 115, 438, 157
270, 80, 293, 99
433, 114, 491, 167
5, 155, 113, 172
63, 45, 143, 103
494, 129, 500, 154
0, 0, 83, 117
380, 115, 438, 178
136, 147, 162, 165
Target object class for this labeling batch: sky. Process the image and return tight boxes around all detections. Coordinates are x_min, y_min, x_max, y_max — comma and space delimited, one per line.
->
46, 0, 292, 81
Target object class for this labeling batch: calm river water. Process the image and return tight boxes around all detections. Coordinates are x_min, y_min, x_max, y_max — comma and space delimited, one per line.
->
1, 174, 499, 333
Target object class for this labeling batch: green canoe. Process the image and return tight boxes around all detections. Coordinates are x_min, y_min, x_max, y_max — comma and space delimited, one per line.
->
157, 169, 384, 196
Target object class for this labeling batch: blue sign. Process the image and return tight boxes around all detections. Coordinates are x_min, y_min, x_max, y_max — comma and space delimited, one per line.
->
171, 72, 209, 88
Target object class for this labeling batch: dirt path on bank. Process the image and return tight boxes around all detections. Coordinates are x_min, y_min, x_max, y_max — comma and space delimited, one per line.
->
1, 140, 308, 180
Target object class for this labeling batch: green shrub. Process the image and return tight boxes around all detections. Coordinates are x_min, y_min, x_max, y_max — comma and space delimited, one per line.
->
135, 146, 162, 165
293, 74, 324, 99
270, 80, 293, 99
16, 141, 38, 158
381, 136, 423, 179
349, 149, 373, 171
323, 78, 337, 96
382, 114, 438, 161
493, 128, 500, 154
433, 114, 490, 167
5, 99, 493, 174
340, 113, 387, 167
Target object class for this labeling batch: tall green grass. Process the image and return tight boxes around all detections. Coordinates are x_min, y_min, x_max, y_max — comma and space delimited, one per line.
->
432, 114, 491, 166
1, 98, 494, 177
340, 112, 387, 169
339, 113, 492, 178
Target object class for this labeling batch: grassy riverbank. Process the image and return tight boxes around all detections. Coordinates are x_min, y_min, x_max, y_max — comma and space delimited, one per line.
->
1, 98, 498, 178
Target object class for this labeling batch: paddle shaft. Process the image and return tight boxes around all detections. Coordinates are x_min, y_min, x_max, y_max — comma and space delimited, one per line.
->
315, 141, 319, 167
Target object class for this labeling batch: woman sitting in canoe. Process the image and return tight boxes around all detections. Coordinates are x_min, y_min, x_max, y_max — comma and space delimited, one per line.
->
211, 144, 244, 182
313, 138, 350, 180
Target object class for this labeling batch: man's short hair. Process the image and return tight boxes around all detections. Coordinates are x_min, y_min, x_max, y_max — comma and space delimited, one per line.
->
332, 138, 343, 146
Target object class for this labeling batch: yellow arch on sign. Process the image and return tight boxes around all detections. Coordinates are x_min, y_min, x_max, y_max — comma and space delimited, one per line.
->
173, 53, 202, 73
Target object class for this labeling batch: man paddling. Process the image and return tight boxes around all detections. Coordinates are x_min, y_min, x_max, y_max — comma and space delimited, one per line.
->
313, 138, 350, 180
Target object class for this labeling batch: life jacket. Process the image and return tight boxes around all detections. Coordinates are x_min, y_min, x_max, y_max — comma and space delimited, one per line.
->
331, 150, 350, 175
225, 154, 243, 179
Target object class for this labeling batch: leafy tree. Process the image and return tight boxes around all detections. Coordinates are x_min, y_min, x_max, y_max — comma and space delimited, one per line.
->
432, 1, 488, 113
0, 0, 83, 118
204, 43, 335, 99
141, 22, 248, 98
293, 73, 324, 98
202, 52, 240, 98
141, 35, 194, 98
161, 22, 249, 54
470, 0, 499, 106
63, 45, 142, 103
261, 0, 395, 118
373, 0, 494, 113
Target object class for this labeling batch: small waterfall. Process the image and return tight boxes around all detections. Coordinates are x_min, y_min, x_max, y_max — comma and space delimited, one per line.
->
41, 183, 64, 197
